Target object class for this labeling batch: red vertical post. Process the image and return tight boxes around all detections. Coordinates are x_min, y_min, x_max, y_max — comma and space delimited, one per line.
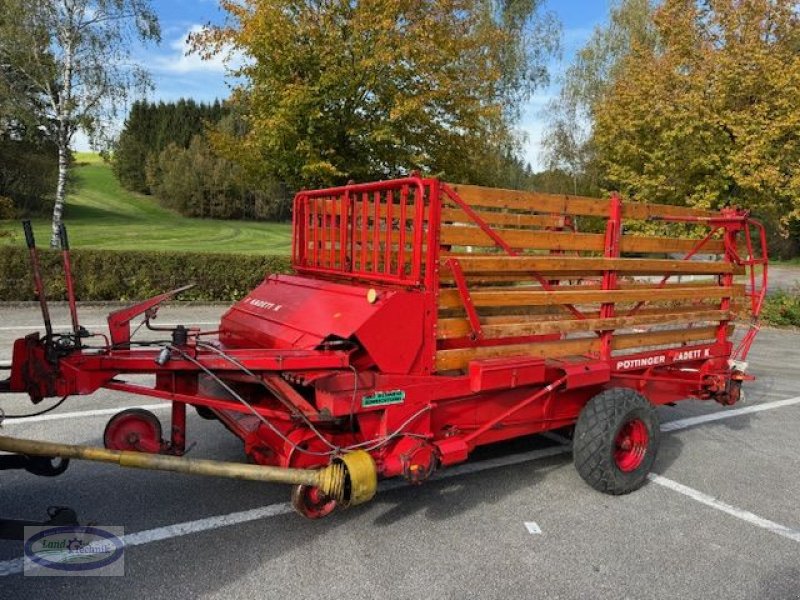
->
410, 184, 424, 282
360, 192, 369, 272
59, 223, 81, 341
384, 189, 394, 275
398, 185, 408, 278
345, 188, 354, 272
320, 196, 326, 268
600, 193, 623, 361
311, 198, 319, 267
718, 225, 738, 345
328, 196, 336, 268
291, 194, 299, 264
296, 196, 305, 266
372, 191, 380, 273
170, 400, 186, 455
423, 179, 442, 374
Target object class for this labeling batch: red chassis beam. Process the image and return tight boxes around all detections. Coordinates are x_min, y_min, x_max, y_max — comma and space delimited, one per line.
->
6, 335, 352, 400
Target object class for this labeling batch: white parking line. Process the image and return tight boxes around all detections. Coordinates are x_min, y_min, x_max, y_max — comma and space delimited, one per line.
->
660, 396, 800, 431
1, 394, 799, 576
1, 403, 171, 425
648, 474, 800, 543
0, 444, 570, 577
5, 394, 799, 428
0, 322, 219, 332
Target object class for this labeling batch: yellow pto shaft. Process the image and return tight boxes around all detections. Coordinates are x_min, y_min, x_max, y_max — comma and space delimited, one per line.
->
0, 434, 377, 508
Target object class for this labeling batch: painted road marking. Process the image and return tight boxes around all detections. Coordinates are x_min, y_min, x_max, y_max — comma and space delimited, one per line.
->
1, 502, 296, 577
648, 474, 800, 543
660, 396, 800, 432
524, 522, 543, 535
1, 394, 799, 576
0, 322, 219, 332
0, 444, 569, 577
1, 403, 172, 425
5, 395, 799, 429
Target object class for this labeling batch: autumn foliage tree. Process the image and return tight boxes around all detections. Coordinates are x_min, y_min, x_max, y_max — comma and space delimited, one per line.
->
593, 0, 800, 232
541, 0, 656, 196
192, 0, 559, 189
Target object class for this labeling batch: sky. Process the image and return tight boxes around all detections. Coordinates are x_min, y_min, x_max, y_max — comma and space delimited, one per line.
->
76, 0, 609, 170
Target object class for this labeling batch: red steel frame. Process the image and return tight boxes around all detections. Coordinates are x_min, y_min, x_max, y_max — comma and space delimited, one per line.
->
2, 177, 768, 482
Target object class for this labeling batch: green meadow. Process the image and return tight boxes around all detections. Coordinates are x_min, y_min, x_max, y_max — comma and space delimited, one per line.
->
0, 153, 292, 255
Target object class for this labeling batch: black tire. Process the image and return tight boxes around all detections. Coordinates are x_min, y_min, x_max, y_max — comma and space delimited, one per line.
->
573, 388, 660, 495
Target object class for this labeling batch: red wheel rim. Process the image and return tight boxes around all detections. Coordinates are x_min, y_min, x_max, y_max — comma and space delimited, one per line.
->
104, 411, 162, 453
613, 418, 649, 472
291, 485, 336, 519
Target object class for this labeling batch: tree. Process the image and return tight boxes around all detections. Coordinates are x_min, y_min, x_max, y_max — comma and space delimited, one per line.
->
542, 0, 656, 195
192, 0, 560, 189
114, 99, 229, 193
0, 0, 159, 247
592, 0, 800, 228
145, 132, 291, 221
0, 1, 60, 217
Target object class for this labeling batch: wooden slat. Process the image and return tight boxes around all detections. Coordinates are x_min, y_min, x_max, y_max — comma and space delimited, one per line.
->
435, 325, 726, 371
448, 184, 716, 219
448, 184, 610, 217
438, 304, 736, 337
612, 324, 729, 351
440, 207, 567, 229
441, 225, 725, 254
437, 309, 732, 339
438, 284, 743, 310
447, 256, 737, 276
622, 202, 717, 221
439, 271, 730, 285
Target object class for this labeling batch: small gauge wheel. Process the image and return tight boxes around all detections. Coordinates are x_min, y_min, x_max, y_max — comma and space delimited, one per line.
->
103, 408, 163, 453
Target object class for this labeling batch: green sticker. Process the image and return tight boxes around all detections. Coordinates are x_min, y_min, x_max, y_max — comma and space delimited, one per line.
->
361, 389, 405, 408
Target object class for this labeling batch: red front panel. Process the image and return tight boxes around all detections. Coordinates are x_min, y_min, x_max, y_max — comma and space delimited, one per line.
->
220, 274, 427, 374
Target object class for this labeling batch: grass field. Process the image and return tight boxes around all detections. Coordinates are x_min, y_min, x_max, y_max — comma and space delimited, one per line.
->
0, 153, 292, 254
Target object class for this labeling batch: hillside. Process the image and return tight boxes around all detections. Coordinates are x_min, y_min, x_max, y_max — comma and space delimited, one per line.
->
0, 153, 292, 255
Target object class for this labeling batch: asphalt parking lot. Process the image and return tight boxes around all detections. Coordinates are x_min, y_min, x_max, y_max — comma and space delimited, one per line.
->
0, 303, 799, 599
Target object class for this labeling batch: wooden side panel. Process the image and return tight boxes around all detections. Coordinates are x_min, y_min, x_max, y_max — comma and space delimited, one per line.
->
440, 207, 568, 229
441, 225, 726, 255
447, 256, 738, 275
448, 184, 716, 219
437, 309, 732, 340
438, 284, 743, 310
435, 325, 727, 371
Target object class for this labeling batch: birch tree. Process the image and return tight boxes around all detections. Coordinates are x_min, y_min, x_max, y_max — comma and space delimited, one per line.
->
542, 0, 656, 195
0, 0, 159, 247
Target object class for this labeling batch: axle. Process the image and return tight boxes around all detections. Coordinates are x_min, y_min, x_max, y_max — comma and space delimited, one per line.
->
0, 435, 377, 508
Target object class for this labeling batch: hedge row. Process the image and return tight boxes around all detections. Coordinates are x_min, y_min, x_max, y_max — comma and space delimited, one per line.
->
0, 247, 292, 302
761, 288, 800, 328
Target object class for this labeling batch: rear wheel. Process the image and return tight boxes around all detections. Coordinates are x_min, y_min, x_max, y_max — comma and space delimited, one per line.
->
573, 388, 660, 495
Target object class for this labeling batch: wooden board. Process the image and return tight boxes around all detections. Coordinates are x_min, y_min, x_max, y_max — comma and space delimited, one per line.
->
438, 284, 743, 310
435, 325, 727, 371
440, 207, 568, 229
437, 308, 732, 339
441, 225, 726, 255
448, 184, 717, 220
439, 271, 729, 285
447, 256, 738, 276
